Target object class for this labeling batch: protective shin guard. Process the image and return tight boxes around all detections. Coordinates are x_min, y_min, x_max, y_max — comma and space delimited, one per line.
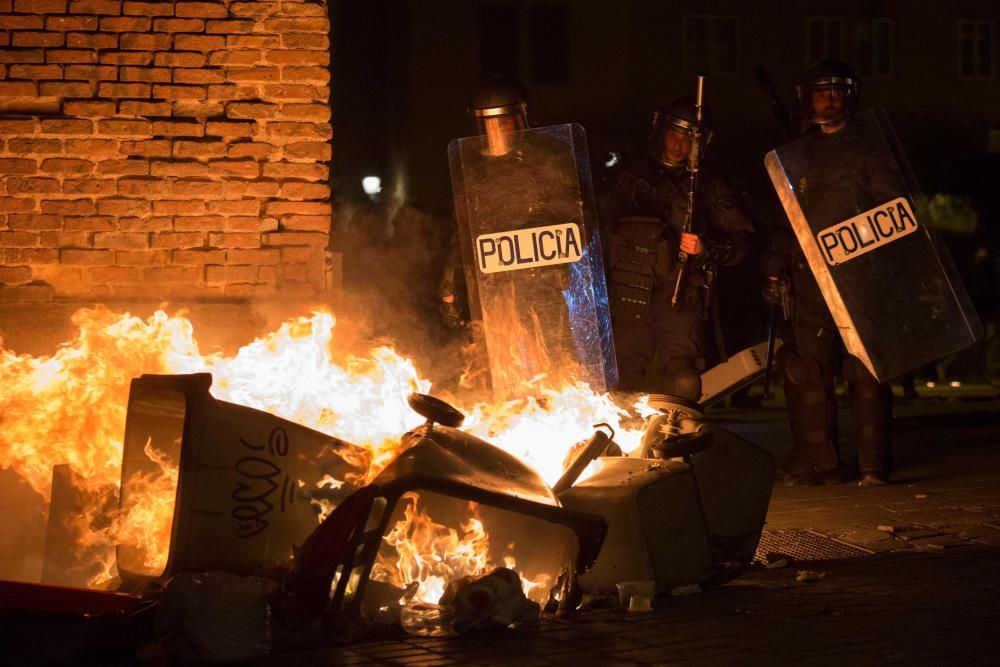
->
785, 352, 838, 471
851, 383, 892, 474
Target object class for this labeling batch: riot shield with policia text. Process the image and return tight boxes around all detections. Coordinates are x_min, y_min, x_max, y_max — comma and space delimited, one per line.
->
765, 108, 982, 382
449, 124, 618, 399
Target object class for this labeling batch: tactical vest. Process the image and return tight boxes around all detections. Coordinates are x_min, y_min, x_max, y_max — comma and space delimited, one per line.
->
606, 216, 673, 321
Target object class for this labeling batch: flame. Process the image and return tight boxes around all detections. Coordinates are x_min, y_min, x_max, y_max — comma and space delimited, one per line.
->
0, 306, 645, 598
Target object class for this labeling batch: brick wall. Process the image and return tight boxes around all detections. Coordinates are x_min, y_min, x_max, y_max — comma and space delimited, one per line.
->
0, 0, 330, 301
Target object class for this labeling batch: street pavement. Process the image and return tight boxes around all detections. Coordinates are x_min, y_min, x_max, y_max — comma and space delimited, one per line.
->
261, 385, 1000, 666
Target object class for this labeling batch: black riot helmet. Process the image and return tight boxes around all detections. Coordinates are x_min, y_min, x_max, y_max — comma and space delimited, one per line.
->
796, 59, 860, 127
468, 76, 529, 156
647, 96, 714, 169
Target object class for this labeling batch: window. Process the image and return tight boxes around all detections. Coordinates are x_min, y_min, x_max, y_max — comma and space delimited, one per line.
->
958, 20, 994, 79
805, 17, 843, 65
530, 5, 570, 84
479, 4, 520, 79
682, 15, 740, 75
855, 19, 893, 78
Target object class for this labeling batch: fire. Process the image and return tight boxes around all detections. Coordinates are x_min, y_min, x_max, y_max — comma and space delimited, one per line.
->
0, 306, 644, 599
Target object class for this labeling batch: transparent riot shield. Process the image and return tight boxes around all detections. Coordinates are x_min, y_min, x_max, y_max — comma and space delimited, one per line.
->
765, 109, 982, 382
449, 124, 617, 398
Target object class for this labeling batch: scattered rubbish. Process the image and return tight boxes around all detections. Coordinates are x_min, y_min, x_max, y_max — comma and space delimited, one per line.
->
795, 570, 826, 583
440, 567, 540, 633
877, 525, 897, 534
669, 583, 702, 597
400, 602, 457, 637
762, 552, 789, 569
896, 530, 946, 541
914, 492, 931, 500
616, 580, 656, 608
628, 595, 653, 612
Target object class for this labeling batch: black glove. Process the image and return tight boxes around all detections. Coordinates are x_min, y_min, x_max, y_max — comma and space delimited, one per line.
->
439, 297, 466, 330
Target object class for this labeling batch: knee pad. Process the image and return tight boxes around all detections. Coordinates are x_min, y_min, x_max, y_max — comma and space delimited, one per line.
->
843, 356, 878, 385
784, 351, 823, 386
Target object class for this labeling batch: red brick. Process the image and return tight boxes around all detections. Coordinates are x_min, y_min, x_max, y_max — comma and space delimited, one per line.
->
153, 53, 203, 69
41, 158, 93, 174
165, 180, 223, 197
226, 66, 279, 82
208, 50, 261, 66
173, 248, 225, 264
119, 139, 171, 156
206, 84, 259, 101
208, 231, 258, 248
205, 120, 254, 137
118, 100, 172, 116
266, 201, 330, 216
98, 119, 152, 135
281, 103, 330, 121
89, 265, 140, 282
46, 49, 99, 63
277, 2, 326, 16
144, 265, 202, 282
175, 1, 227, 18
62, 138, 116, 156
0, 119, 37, 134
226, 101, 278, 119
264, 162, 330, 181
0, 81, 37, 96
281, 34, 329, 50
146, 161, 206, 178
209, 159, 258, 178
231, 1, 279, 18
206, 264, 257, 282
153, 199, 205, 215
227, 248, 278, 264
46, 15, 98, 31
172, 140, 227, 158
279, 215, 329, 231
120, 32, 171, 50
120, 216, 171, 231
225, 216, 269, 231
171, 100, 223, 117
8, 138, 62, 154
0, 266, 34, 284
97, 198, 151, 216
99, 50, 153, 65
0, 248, 58, 263
68, 0, 122, 14
0, 50, 43, 64
151, 231, 203, 248
206, 19, 253, 34
174, 34, 224, 51
93, 232, 148, 249
0, 281, 59, 299
281, 182, 329, 199
172, 68, 225, 84
152, 84, 206, 100
284, 141, 331, 160
62, 215, 115, 230
7, 177, 59, 194
115, 249, 170, 264
268, 122, 331, 141
40, 119, 93, 134
40, 231, 92, 247
265, 49, 329, 66
263, 231, 326, 246
0, 16, 44, 29
121, 66, 170, 82
227, 142, 275, 159
9, 64, 62, 79
67, 33, 118, 49
98, 82, 152, 97
97, 158, 149, 175
64, 64, 118, 80
123, 1, 173, 16
223, 180, 278, 198
12, 32, 64, 48
173, 215, 223, 231
261, 83, 323, 100
281, 66, 329, 83
16, 0, 67, 10
225, 283, 279, 298
152, 17, 203, 32
61, 249, 114, 264
40, 81, 95, 97
261, 17, 328, 33
207, 199, 258, 215
151, 120, 203, 136
0, 231, 39, 246
0, 197, 35, 213
0, 159, 36, 175
62, 179, 115, 195
100, 15, 151, 31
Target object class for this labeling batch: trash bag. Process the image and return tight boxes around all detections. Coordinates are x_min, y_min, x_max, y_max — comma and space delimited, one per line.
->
156, 571, 274, 663
439, 567, 540, 633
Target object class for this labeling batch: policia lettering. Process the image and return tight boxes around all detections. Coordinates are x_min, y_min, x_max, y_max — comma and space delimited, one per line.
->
476, 222, 583, 274
816, 197, 918, 266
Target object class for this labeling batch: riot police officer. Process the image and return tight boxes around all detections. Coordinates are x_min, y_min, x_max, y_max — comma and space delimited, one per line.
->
600, 97, 753, 402
765, 59, 894, 487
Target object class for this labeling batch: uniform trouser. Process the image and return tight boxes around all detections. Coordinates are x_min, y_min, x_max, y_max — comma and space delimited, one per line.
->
784, 323, 892, 474
613, 292, 704, 402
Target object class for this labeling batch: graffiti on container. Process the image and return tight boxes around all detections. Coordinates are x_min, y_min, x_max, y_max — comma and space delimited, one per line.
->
232, 427, 294, 538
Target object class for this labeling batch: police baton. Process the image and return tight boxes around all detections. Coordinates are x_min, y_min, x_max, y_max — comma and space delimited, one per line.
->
671, 73, 705, 309
762, 303, 778, 400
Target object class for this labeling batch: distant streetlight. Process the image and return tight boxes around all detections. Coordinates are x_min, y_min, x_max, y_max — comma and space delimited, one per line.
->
362, 176, 382, 201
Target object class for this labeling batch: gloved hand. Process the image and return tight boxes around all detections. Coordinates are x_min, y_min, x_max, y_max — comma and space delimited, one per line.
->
439, 295, 466, 330
762, 275, 784, 305
679, 232, 703, 256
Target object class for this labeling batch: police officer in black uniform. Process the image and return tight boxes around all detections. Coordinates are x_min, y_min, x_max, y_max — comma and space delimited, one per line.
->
765, 59, 894, 487
600, 97, 753, 402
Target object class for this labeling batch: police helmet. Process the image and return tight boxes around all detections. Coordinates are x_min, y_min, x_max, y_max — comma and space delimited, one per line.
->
648, 96, 714, 169
468, 76, 529, 136
795, 59, 860, 126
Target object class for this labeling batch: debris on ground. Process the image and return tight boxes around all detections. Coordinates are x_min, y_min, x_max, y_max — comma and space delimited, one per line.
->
795, 570, 826, 583
762, 552, 789, 569
669, 584, 702, 597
